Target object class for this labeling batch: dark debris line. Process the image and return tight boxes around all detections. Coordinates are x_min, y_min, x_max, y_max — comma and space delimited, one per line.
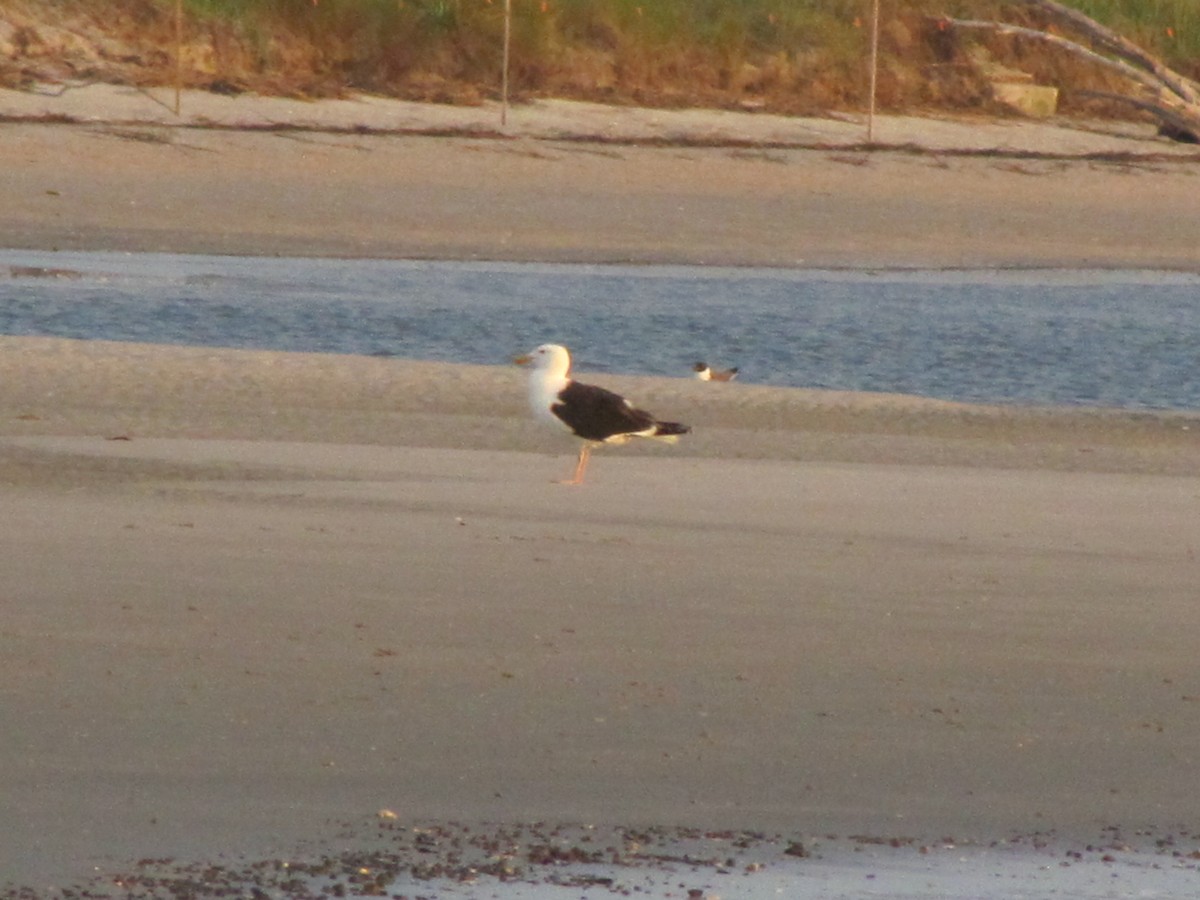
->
5, 819, 1200, 898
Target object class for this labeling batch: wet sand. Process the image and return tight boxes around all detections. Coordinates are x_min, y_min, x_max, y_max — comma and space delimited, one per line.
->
2, 87, 1200, 892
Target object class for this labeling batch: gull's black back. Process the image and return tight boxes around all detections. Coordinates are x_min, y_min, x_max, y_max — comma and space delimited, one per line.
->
552, 381, 656, 441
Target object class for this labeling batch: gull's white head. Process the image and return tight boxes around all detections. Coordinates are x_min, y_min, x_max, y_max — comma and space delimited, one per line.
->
515, 343, 572, 378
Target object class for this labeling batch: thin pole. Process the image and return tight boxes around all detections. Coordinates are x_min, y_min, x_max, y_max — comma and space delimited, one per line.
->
174, 0, 183, 116
867, 0, 879, 142
501, 0, 511, 127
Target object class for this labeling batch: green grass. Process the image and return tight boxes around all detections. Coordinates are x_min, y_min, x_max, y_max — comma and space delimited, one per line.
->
1072, 0, 1200, 58
926, 0, 1200, 63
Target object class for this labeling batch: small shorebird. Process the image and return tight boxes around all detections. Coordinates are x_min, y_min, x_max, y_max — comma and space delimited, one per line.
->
515, 344, 690, 485
692, 362, 739, 382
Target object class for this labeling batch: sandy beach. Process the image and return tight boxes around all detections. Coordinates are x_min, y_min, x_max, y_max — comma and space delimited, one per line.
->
1, 83, 1199, 269
2, 85, 1200, 895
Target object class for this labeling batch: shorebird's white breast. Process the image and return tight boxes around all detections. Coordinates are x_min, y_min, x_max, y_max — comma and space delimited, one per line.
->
528, 371, 571, 431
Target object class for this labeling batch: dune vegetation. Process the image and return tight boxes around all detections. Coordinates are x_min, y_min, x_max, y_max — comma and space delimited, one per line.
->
0, 0, 1197, 117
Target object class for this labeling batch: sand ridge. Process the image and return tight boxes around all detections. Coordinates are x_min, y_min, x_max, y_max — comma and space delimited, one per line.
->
4, 336, 1200, 476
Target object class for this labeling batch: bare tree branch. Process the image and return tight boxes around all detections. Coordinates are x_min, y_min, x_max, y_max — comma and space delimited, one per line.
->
947, 18, 1170, 99
1015, 0, 1200, 106
939, 1, 1200, 141
1075, 91, 1200, 142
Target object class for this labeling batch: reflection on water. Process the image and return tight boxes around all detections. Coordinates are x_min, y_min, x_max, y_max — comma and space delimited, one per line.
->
2, 249, 1199, 411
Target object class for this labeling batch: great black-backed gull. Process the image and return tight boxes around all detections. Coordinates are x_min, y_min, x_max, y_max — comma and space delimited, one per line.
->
692, 362, 739, 382
515, 343, 690, 485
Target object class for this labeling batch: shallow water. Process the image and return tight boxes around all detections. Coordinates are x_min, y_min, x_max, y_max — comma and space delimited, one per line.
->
3, 249, 1199, 411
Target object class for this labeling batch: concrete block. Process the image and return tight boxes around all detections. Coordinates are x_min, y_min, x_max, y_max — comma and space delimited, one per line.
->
992, 81, 1059, 118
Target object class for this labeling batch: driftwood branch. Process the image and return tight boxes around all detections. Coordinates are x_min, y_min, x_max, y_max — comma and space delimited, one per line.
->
949, 19, 1168, 98
1075, 90, 1200, 143
939, 0, 1200, 140
1015, 0, 1200, 106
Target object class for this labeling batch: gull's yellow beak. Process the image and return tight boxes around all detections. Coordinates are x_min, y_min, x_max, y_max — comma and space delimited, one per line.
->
513, 354, 532, 366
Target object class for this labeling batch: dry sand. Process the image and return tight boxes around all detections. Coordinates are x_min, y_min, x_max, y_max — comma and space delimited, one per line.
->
2, 85, 1200, 893
1, 84, 1199, 268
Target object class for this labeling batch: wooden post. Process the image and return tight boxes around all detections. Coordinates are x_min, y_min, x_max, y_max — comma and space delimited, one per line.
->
174, 0, 183, 116
501, 0, 512, 127
867, 0, 879, 142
